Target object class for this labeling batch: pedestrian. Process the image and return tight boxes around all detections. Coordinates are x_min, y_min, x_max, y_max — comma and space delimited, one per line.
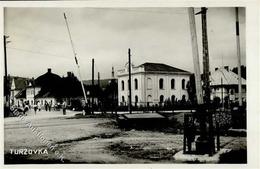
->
37, 101, 41, 111
44, 101, 48, 111
62, 101, 67, 115
34, 102, 38, 115
49, 100, 52, 111
23, 102, 29, 115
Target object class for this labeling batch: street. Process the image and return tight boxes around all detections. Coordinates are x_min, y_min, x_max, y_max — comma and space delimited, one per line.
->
4, 109, 246, 164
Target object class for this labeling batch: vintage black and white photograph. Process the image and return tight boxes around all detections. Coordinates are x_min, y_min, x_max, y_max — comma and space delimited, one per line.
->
3, 6, 249, 164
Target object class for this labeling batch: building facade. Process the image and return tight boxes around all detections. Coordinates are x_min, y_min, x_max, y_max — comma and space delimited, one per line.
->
117, 62, 191, 106
210, 67, 246, 103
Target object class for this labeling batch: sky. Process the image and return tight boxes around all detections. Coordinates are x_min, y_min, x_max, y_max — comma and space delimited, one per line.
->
4, 7, 245, 80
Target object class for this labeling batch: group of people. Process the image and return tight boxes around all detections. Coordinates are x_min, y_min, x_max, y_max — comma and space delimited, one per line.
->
11, 99, 68, 116
44, 100, 53, 112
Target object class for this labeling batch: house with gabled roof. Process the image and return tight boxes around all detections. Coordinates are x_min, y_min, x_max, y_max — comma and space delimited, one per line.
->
210, 66, 246, 103
10, 76, 31, 107
117, 62, 191, 106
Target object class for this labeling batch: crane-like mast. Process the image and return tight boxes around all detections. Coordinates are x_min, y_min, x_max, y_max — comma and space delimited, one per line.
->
63, 13, 88, 105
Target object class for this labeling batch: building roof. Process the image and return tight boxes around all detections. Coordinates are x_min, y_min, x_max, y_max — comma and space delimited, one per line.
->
35, 69, 61, 88
210, 68, 246, 86
138, 62, 190, 74
15, 89, 26, 99
11, 76, 30, 90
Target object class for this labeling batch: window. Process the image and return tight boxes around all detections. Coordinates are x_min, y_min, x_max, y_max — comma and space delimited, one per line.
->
171, 95, 175, 103
160, 95, 164, 103
121, 81, 124, 91
147, 95, 152, 102
122, 96, 125, 102
135, 95, 138, 103
230, 89, 234, 95
182, 79, 185, 89
147, 78, 152, 89
171, 79, 175, 89
159, 78, 164, 89
134, 79, 138, 90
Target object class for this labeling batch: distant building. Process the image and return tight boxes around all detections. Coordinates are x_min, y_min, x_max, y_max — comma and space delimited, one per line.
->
117, 62, 191, 106
210, 67, 246, 103
10, 76, 30, 106
31, 68, 62, 107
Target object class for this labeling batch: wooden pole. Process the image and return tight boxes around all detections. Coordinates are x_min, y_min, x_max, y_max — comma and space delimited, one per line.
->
63, 13, 88, 107
4, 35, 10, 109
98, 71, 100, 109
92, 58, 94, 114
128, 48, 132, 114
235, 7, 243, 106
201, 7, 211, 104
188, 8, 203, 105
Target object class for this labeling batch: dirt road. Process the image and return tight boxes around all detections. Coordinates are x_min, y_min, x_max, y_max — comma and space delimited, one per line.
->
4, 111, 246, 164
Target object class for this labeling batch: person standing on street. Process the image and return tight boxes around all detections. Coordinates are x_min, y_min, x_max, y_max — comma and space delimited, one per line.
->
49, 100, 52, 111
44, 101, 48, 111
37, 101, 41, 112
34, 102, 38, 115
62, 101, 67, 115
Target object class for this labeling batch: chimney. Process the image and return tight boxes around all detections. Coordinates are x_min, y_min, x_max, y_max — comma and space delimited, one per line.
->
47, 68, 52, 73
67, 72, 72, 77
224, 66, 229, 71
215, 67, 218, 71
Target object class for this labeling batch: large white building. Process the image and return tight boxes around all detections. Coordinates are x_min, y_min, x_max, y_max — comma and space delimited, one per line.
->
117, 62, 191, 106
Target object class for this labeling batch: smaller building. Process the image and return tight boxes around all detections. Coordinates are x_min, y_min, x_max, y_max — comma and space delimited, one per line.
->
210, 67, 246, 103
10, 76, 30, 107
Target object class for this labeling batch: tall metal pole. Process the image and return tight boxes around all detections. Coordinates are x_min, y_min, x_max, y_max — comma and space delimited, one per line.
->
188, 8, 203, 105
92, 58, 94, 114
128, 48, 132, 114
63, 13, 88, 107
235, 7, 242, 106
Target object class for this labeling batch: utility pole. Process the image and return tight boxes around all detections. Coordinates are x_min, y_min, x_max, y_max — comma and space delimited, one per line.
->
112, 66, 115, 79
92, 58, 95, 114
189, 7, 215, 155
200, 7, 211, 104
98, 72, 100, 88
4, 35, 10, 115
98, 71, 100, 109
128, 48, 132, 114
188, 8, 203, 104
235, 7, 242, 106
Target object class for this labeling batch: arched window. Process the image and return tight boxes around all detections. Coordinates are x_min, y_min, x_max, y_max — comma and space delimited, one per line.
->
182, 79, 185, 89
122, 96, 125, 102
171, 95, 175, 103
160, 95, 164, 103
171, 79, 175, 89
121, 80, 124, 91
147, 95, 152, 102
135, 95, 138, 103
159, 78, 164, 89
134, 79, 138, 90
147, 78, 152, 89
128, 80, 129, 90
